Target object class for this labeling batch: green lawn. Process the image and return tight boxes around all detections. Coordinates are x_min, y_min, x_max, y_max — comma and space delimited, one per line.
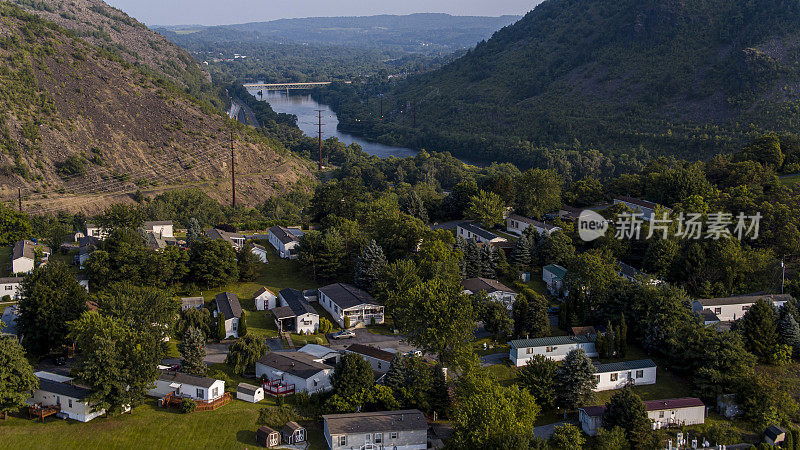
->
780, 173, 800, 186
0, 398, 328, 450
486, 362, 517, 387
473, 338, 509, 357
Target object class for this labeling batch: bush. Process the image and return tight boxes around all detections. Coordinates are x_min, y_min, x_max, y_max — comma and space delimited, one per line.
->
180, 398, 196, 413
344, 316, 351, 329
319, 317, 333, 334
1, 295, 10, 302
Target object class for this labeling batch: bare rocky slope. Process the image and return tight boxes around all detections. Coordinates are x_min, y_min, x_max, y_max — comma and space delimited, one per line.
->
0, 1, 310, 215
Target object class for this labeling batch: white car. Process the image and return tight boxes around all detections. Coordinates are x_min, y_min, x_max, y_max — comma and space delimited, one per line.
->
332, 330, 356, 340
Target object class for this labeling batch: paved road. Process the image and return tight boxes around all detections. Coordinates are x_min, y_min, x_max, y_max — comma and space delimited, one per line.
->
327, 328, 419, 354
204, 342, 232, 364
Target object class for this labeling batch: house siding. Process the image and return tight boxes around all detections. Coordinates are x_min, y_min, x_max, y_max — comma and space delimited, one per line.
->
318, 291, 384, 328
255, 291, 277, 311
0, 281, 21, 299
692, 299, 788, 322
31, 390, 104, 423
254, 364, 333, 394
324, 427, 427, 450
510, 342, 598, 366
147, 379, 225, 402
593, 366, 657, 391
11, 257, 34, 275
649, 405, 705, 429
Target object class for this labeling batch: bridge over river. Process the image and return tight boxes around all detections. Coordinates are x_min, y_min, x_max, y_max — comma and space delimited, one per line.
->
242, 81, 350, 91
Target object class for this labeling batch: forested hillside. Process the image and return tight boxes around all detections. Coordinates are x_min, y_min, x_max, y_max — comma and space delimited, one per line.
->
326, 0, 800, 174
0, 2, 309, 214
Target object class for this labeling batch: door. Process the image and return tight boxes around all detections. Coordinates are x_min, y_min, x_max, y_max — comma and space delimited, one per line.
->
365, 433, 372, 445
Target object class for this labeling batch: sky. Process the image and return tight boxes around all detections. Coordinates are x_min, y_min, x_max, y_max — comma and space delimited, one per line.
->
104, 0, 542, 26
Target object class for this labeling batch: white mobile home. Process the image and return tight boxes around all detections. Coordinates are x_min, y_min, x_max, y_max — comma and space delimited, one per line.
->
343, 343, 395, 373
214, 292, 242, 339
254, 287, 277, 311
268, 226, 302, 259
30, 372, 105, 422
542, 264, 568, 297
613, 196, 664, 220
273, 288, 319, 334
506, 214, 561, 236
593, 359, 657, 391
579, 397, 705, 436
143, 221, 174, 238
692, 294, 791, 322
461, 277, 517, 310
456, 222, 507, 244
323, 409, 428, 450
256, 352, 333, 394
0, 277, 22, 299
251, 244, 269, 263
147, 371, 226, 403
11, 240, 50, 275
318, 283, 384, 328
509, 335, 598, 366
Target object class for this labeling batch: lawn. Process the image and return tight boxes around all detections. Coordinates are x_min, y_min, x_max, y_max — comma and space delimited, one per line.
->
473, 337, 509, 357
0, 398, 328, 450
486, 362, 517, 387
780, 173, 800, 186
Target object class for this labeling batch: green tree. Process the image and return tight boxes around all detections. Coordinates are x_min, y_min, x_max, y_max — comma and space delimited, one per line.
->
778, 308, 800, 356
69, 311, 161, 414
509, 234, 533, 269
555, 348, 598, 409
466, 190, 506, 228
177, 307, 212, 338
238, 310, 248, 337
515, 168, 562, 218
512, 289, 550, 338
742, 298, 779, 363
237, 242, 261, 281
17, 261, 87, 354
617, 313, 628, 358
190, 238, 238, 286
595, 426, 628, 450
482, 300, 513, 342
317, 229, 346, 281
331, 353, 374, 397
217, 312, 226, 341
186, 217, 202, 244
404, 191, 429, 224
538, 231, 575, 265
97, 203, 143, 230
548, 423, 586, 450
225, 335, 267, 375
450, 374, 539, 449
516, 354, 558, 409
394, 278, 476, 369
95, 282, 179, 344
319, 317, 334, 334
354, 240, 387, 294
603, 387, 656, 449
179, 326, 207, 376
0, 204, 31, 246
0, 336, 38, 417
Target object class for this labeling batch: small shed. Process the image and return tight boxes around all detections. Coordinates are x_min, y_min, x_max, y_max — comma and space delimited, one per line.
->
256, 426, 281, 448
237, 382, 265, 403
282, 421, 306, 444
765, 425, 786, 445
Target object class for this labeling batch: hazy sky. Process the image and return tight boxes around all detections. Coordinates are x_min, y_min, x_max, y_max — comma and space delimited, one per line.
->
104, 0, 542, 26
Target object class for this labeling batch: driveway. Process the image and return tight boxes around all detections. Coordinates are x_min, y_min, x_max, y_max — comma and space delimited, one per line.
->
533, 421, 576, 440
203, 342, 231, 364
327, 328, 420, 354
480, 352, 508, 367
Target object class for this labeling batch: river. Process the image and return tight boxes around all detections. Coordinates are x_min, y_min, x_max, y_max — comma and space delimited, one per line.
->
246, 89, 417, 159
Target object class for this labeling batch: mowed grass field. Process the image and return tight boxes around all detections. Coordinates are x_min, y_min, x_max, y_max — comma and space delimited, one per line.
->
0, 399, 328, 450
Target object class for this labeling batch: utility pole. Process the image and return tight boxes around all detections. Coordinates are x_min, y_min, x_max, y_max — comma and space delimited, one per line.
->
316, 109, 324, 170
782, 256, 786, 294
230, 131, 236, 208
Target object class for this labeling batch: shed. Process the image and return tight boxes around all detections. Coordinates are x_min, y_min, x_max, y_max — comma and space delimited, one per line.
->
256, 426, 281, 448
766, 425, 787, 445
237, 382, 265, 403
282, 421, 306, 444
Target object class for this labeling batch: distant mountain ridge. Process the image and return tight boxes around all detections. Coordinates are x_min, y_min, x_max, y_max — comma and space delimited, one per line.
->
157, 13, 522, 52
330, 0, 800, 169
2, 1, 308, 214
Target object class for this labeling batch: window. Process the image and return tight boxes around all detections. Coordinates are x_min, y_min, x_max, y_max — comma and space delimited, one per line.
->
212, 387, 219, 398
743, 305, 751, 311
714, 307, 722, 315
659, 411, 664, 418
68, 399, 73, 408
526, 348, 533, 354
314, 380, 318, 387
636, 370, 644, 378
391, 432, 398, 439
233, 321, 238, 331
378, 362, 382, 370
594, 375, 600, 383
196, 388, 204, 399
4, 285, 11, 290
338, 436, 346, 446
546, 346, 553, 353
610, 373, 618, 382
375, 433, 383, 444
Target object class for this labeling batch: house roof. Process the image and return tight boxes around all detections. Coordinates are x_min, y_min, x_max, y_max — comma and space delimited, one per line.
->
510, 335, 593, 349
543, 264, 567, 279
253, 243, 266, 251
593, 359, 657, 374
36, 377, 93, 400
508, 214, 559, 231
269, 226, 299, 245
279, 288, 317, 316
13, 240, 50, 260
257, 352, 332, 379
458, 222, 503, 241
272, 306, 296, 320
615, 195, 659, 210
215, 292, 242, 319
319, 283, 377, 310
617, 261, 642, 279
181, 297, 204, 308
696, 294, 792, 307
257, 425, 279, 437
345, 344, 395, 363
461, 277, 516, 295
581, 397, 705, 417
158, 370, 219, 389
254, 287, 274, 298
0, 277, 22, 284
204, 228, 245, 245
322, 410, 427, 435
766, 425, 786, 441
570, 326, 597, 337
697, 309, 720, 322
298, 344, 339, 359
145, 233, 168, 250
237, 383, 261, 396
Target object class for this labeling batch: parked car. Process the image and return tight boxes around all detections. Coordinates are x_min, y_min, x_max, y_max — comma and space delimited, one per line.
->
332, 330, 356, 340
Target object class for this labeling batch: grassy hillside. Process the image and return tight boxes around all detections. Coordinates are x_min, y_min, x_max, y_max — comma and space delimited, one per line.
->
327, 0, 800, 172
0, 2, 310, 214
